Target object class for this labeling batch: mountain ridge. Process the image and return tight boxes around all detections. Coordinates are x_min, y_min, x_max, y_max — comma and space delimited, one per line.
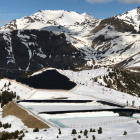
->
0, 8, 140, 77
0, 10, 97, 31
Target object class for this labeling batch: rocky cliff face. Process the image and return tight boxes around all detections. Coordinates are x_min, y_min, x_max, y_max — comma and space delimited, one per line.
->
0, 30, 92, 78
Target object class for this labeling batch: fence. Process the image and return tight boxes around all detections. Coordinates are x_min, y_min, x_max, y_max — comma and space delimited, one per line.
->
60, 116, 140, 128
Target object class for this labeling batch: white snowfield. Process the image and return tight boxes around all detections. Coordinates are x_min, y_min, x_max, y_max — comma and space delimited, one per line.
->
0, 115, 27, 133
0, 78, 34, 99
6, 121, 140, 140
0, 68, 140, 139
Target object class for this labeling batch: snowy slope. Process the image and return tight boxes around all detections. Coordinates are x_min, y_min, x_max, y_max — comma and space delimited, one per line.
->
1, 68, 140, 139
60, 68, 140, 107
1, 67, 138, 107
0, 10, 99, 68
1, 9, 140, 73
0, 10, 97, 35
0, 29, 95, 78
0, 68, 140, 106
116, 7, 140, 31
88, 26, 140, 67
0, 78, 34, 99
0, 115, 27, 133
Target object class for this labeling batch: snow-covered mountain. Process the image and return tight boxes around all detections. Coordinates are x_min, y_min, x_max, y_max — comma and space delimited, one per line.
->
0, 29, 92, 78
1, 9, 140, 140
116, 6, 140, 31
0, 10, 97, 34
1, 8, 140, 77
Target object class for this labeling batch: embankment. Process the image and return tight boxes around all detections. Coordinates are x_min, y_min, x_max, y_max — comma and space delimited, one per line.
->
2, 101, 50, 129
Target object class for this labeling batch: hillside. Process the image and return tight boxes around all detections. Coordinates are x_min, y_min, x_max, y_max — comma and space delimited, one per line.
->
95, 68, 140, 97
1, 68, 140, 139
2, 101, 49, 129
116, 6, 140, 31
0, 8, 140, 77
0, 29, 92, 78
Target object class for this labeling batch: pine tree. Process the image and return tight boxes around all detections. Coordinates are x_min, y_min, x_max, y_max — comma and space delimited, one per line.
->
33, 127, 39, 132
4, 83, 6, 88
98, 127, 102, 134
8, 82, 11, 86
90, 128, 92, 132
58, 128, 61, 134
92, 135, 96, 140
1, 100, 4, 108
0, 121, 2, 127
22, 133, 25, 137
71, 129, 77, 134
123, 131, 127, 135
78, 135, 81, 138
84, 129, 88, 136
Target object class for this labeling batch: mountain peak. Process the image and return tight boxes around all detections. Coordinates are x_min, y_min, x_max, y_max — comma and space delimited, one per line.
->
136, 6, 140, 9
0, 9, 97, 31
116, 6, 140, 31
81, 12, 96, 19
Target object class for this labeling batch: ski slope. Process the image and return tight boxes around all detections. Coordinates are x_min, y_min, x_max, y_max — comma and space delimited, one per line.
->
0, 68, 139, 106
0, 68, 140, 139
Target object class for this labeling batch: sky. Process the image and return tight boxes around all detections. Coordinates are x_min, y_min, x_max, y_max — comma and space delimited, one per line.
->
0, 0, 140, 26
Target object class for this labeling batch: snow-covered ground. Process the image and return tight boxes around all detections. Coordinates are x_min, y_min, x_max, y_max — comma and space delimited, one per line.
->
1, 68, 140, 139
0, 115, 27, 133
29, 90, 94, 100
59, 68, 140, 107
22, 121, 140, 140
0, 78, 34, 99
2, 119, 138, 140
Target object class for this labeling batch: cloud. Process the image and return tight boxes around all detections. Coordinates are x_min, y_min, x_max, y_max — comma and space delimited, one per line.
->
86, 0, 113, 3
118, 0, 140, 4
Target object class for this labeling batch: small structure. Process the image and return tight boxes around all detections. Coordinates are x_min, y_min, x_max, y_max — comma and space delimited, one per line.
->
132, 101, 135, 106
